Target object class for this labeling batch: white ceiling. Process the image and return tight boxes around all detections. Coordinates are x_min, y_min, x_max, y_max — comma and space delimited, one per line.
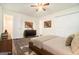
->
1, 3, 79, 17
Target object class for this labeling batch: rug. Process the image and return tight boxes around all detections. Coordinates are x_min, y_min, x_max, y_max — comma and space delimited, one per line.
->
13, 38, 37, 55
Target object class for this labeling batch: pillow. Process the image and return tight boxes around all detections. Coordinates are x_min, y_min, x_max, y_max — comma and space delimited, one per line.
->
65, 34, 74, 46
71, 33, 79, 54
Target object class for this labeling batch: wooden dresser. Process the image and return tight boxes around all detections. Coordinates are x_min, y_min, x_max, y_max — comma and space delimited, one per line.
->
0, 40, 12, 54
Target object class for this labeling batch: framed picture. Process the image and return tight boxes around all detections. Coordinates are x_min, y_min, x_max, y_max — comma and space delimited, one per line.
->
44, 20, 51, 28
25, 21, 33, 29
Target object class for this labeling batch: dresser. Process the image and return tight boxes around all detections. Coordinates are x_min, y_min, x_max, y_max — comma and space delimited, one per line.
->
0, 40, 12, 54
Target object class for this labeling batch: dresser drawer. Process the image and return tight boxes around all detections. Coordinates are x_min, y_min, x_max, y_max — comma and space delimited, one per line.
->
0, 40, 12, 52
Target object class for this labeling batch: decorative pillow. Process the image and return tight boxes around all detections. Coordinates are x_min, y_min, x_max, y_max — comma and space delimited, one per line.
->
65, 34, 74, 46
71, 32, 79, 54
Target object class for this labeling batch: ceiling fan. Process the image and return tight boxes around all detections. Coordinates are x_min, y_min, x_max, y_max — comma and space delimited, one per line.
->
31, 3, 49, 11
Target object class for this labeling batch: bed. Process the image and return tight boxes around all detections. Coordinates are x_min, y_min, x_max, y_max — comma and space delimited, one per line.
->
29, 35, 73, 55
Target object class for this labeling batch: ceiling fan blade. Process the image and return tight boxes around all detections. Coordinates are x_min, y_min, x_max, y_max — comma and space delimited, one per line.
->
42, 8, 46, 11
30, 5, 37, 7
44, 3, 49, 6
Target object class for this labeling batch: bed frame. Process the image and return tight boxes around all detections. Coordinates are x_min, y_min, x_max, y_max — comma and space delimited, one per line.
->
29, 42, 53, 55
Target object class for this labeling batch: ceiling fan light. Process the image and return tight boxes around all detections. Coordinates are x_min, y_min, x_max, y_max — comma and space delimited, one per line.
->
31, 3, 49, 12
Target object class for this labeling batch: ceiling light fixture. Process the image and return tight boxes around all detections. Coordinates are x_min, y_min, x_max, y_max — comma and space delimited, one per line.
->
31, 3, 49, 12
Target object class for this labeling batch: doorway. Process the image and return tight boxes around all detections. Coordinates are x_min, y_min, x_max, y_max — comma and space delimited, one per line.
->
3, 14, 13, 39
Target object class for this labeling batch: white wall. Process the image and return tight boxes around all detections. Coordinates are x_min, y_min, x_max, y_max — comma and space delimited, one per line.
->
0, 5, 79, 39
0, 5, 39, 39
0, 6, 3, 39
54, 12, 79, 37
2, 8, 37, 39
38, 6, 79, 37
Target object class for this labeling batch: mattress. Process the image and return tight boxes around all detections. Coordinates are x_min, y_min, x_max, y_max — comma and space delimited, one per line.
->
43, 37, 73, 55
31, 35, 58, 49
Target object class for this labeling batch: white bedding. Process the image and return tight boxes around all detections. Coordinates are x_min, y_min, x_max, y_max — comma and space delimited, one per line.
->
31, 35, 73, 55
31, 35, 58, 49
43, 37, 73, 55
